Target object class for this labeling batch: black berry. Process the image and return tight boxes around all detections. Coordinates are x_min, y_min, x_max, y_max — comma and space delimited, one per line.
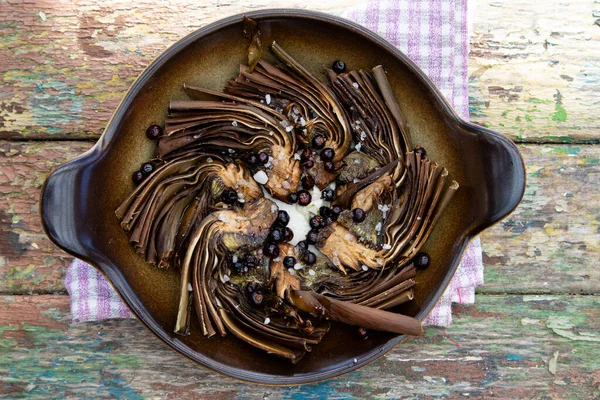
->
245, 152, 258, 165
141, 162, 154, 176
414, 252, 430, 269
414, 146, 427, 157
132, 170, 144, 185
323, 217, 334, 226
332, 60, 346, 74
263, 243, 280, 258
257, 152, 269, 164
268, 228, 284, 243
312, 135, 326, 149
303, 251, 317, 265
232, 262, 245, 271
323, 161, 336, 172
303, 159, 315, 168
300, 148, 313, 162
245, 281, 260, 295
249, 291, 265, 308
276, 210, 290, 227
287, 192, 299, 204
321, 189, 335, 201
283, 227, 294, 242
331, 206, 344, 218
222, 188, 239, 205
306, 229, 319, 245
296, 240, 308, 252
146, 123, 162, 140
298, 190, 312, 206
309, 216, 323, 230
319, 206, 332, 219
283, 256, 296, 269
320, 148, 335, 162
301, 175, 315, 190
352, 208, 366, 223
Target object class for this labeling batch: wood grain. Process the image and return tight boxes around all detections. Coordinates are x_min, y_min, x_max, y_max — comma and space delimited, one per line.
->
0, 141, 92, 294
1, 141, 598, 295
0, 0, 360, 140
1, 294, 598, 398
2, 0, 598, 143
469, 0, 600, 143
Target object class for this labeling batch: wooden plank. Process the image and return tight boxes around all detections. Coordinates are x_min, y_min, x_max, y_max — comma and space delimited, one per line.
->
3, 1, 598, 143
480, 144, 600, 294
469, 0, 600, 143
1, 141, 599, 294
0, 141, 92, 294
0, 294, 598, 398
0, 0, 361, 140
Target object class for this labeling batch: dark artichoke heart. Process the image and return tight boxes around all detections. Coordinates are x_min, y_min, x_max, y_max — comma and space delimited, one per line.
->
337, 151, 380, 184
336, 208, 383, 247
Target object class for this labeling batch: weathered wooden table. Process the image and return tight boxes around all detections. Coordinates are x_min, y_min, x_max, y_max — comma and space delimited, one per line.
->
1, 0, 599, 398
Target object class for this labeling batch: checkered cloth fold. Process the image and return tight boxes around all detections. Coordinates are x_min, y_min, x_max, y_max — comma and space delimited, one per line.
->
65, 0, 483, 327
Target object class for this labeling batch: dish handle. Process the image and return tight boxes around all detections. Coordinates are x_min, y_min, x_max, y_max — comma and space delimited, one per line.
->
40, 147, 99, 261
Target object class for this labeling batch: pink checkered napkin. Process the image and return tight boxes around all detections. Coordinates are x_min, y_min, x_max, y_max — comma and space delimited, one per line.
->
344, 0, 482, 326
65, 0, 483, 326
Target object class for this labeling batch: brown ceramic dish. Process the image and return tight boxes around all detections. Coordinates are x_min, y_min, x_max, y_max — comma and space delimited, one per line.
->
41, 9, 525, 384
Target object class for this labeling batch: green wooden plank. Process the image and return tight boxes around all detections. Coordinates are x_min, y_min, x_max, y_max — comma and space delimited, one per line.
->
0, 294, 598, 398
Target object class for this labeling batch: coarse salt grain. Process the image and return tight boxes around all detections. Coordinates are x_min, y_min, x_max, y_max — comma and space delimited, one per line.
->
377, 259, 384, 266
265, 94, 271, 104
354, 158, 361, 164
300, 117, 306, 126
294, 263, 303, 270
285, 125, 293, 132
188, 283, 193, 291
254, 170, 269, 185
353, 178, 359, 183
360, 132, 366, 141
417, 217, 421, 220
288, 268, 296, 275
308, 269, 316, 276
375, 222, 382, 231
282, 181, 291, 189
231, 121, 238, 126
228, 148, 235, 154
355, 143, 362, 151
232, 255, 238, 263
361, 265, 368, 271
294, 153, 301, 160
344, 233, 353, 240
382, 244, 392, 250
352, 82, 359, 89
264, 317, 271, 325
218, 214, 229, 223
271, 204, 278, 213
223, 275, 230, 282
206, 157, 213, 163
273, 257, 281, 262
